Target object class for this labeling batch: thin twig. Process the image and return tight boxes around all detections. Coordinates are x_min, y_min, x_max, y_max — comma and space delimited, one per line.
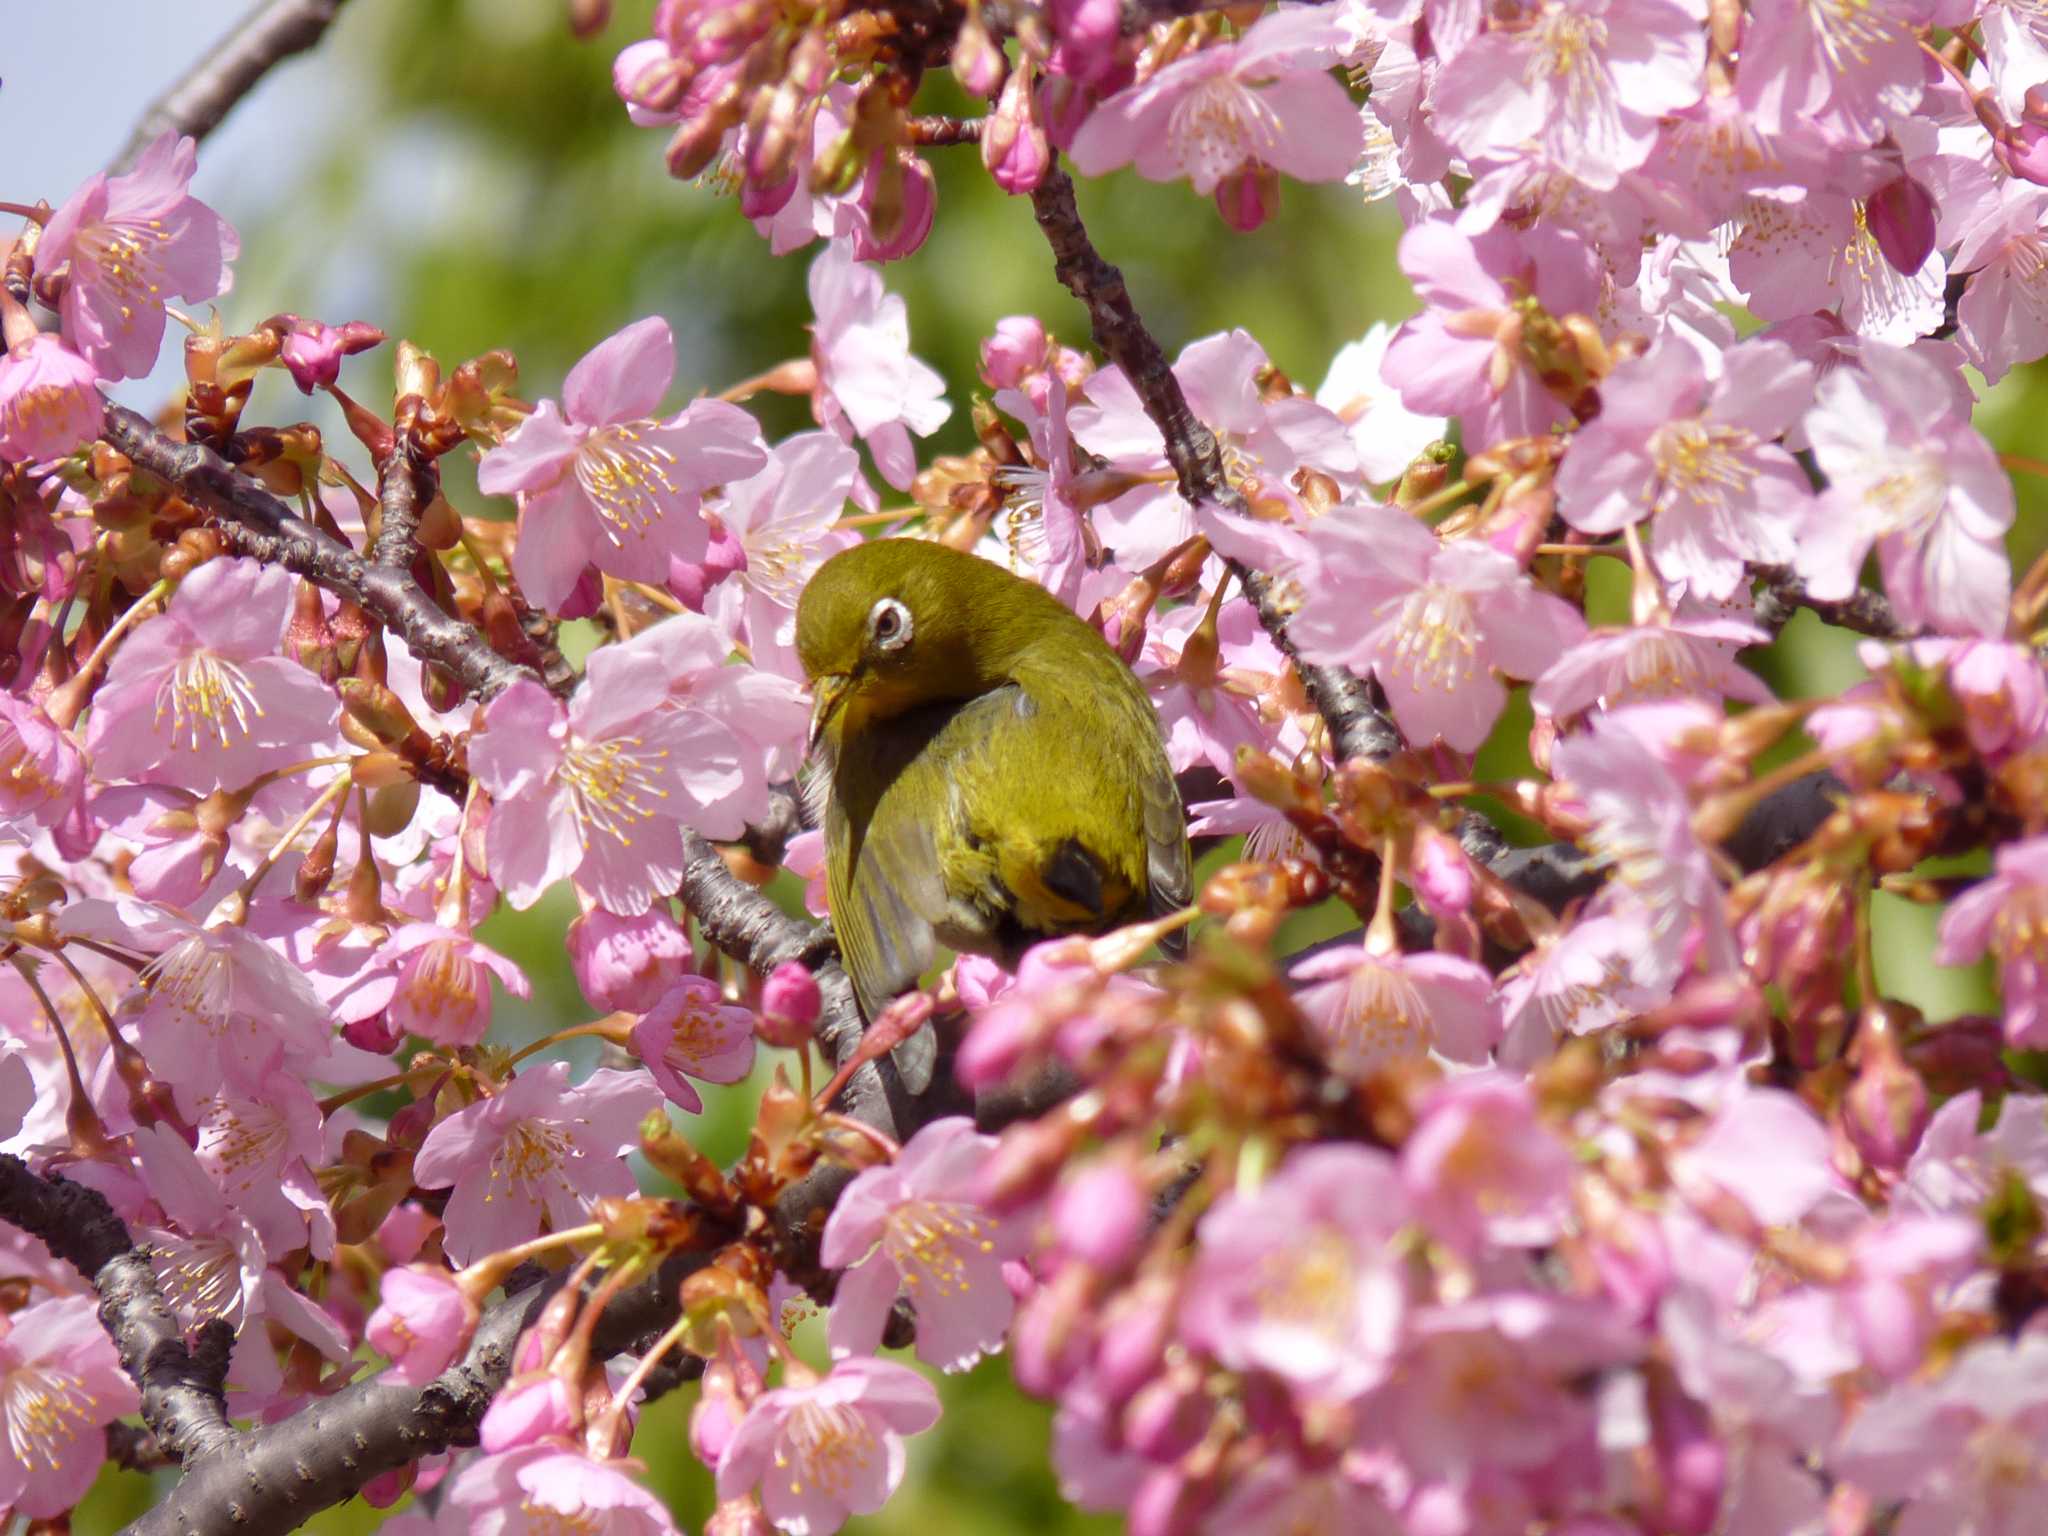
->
113, 0, 355, 171
1026, 164, 1400, 764
369, 437, 435, 572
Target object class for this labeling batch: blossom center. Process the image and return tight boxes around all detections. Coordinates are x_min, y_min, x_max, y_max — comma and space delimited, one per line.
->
1381, 583, 1480, 695
403, 940, 483, 1027
0, 725, 61, 811
1808, 0, 1900, 71
1529, 8, 1612, 122
1993, 884, 2048, 970
491, 1119, 575, 1192
574, 423, 685, 544
560, 735, 670, 848
1319, 958, 1432, 1073
1, 1364, 97, 1472
1168, 75, 1276, 188
780, 1400, 881, 1499
1861, 447, 1948, 539
1649, 419, 1758, 514
144, 935, 236, 1032
75, 218, 172, 318
155, 654, 262, 752
1253, 1227, 1357, 1341
884, 1198, 997, 1298
152, 1231, 247, 1327
513, 1502, 606, 1536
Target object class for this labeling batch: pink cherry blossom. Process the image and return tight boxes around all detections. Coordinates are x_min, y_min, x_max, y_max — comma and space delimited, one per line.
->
1731, 191, 1949, 345
1402, 1072, 1575, 1256
807, 241, 950, 493
192, 1081, 333, 1259
1831, 1335, 2048, 1532
0, 1293, 140, 1518
0, 696, 87, 846
1068, 9, 1363, 200
1381, 221, 1603, 451
568, 905, 697, 1012
477, 316, 767, 613
82, 557, 341, 794
57, 896, 333, 1100
1181, 1143, 1409, 1402
716, 1356, 941, 1535
471, 660, 743, 916
342, 923, 529, 1049
1433, 0, 1706, 189
705, 432, 861, 676
1383, 1294, 1640, 1479
412, 1062, 664, 1264
1796, 344, 2014, 638
1952, 181, 2048, 382
368, 1265, 479, 1388
446, 1443, 682, 1536
630, 975, 757, 1112
1293, 504, 1586, 752
1549, 710, 1736, 989
1531, 611, 1775, 722
1937, 835, 2048, 1047
1314, 321, 1447, 483
1290, 942, 1504, 1072
821, 1116, 1021, 1371
1553, 337, 1813, 599
34, 132, 239, 380
1736, 0, 1926, 146
0, 334, 103, 464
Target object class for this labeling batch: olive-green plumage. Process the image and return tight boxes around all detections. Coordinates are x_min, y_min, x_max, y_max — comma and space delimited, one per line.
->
795, 539, 1191, 1090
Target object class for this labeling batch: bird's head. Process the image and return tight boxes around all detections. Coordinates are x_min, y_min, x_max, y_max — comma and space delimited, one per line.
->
795, 538, 1066, 759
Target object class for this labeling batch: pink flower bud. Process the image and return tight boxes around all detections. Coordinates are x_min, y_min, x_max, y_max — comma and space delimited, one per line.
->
1648, 1380, 1723, 1536
1409, 823, 1474, 919
981, 316, 1049, 390
479, 1370, 578, 1452
0, 334, 103, 464
1049, 1156, 1146, 1272
983, 62, 1051, 195
1213, 165, 1281, 233
342, 1010, 404, 1055
1121, 1368, 1211, 1461
1842, 1028, 1929, 1174
1009, 1266, 1092, 1397
1864, 175, 1936, 276
691, 1355, 745, 1467
1128, 1468, 1203, 1536
853, 152, 937, 263
758, 959, 822, 1048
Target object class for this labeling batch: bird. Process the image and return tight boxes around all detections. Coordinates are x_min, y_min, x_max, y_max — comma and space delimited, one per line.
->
794, 538, 1191, 1092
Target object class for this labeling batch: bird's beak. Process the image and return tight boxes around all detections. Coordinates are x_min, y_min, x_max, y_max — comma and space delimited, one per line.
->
807, 674, 850, 757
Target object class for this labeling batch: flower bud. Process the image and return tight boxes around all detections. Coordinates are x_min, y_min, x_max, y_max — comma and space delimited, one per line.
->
1122, 1367, 1212, 1461
981, 316, 1049, 390
982, 61, 1050, 194
1049, 1154, 1147, 1273
1864, 175, 1936, 276
1842, 1007, 1930, 1174
1213, 164, 1281, 232
758, 959, 822, 1048
568, 906, 695, 1013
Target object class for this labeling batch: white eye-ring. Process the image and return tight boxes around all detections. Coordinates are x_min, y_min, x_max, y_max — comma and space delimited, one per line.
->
867, 597, 912, 653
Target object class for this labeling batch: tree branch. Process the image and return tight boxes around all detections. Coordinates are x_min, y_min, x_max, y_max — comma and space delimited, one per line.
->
112, 0, 355, 172
101, 403, 533, 702
370, 438, 435, 573
0, 1156, 235, 1465
1754, 565, 1909, 640
1027, 165, 1400, 764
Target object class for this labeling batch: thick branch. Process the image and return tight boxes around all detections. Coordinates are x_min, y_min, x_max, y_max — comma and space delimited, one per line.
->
1027, 166, 1399, 764
370, 440, 435, 572
0, 1156, 235, 1465
101, 403, 532, 701
113, 0, 354, 171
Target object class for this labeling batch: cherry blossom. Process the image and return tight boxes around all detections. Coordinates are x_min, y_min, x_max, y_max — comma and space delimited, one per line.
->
630, 975, 758, 1112
1068, 8, 1362, 214
412, 1063, 664, 1264
1290, 942, 1504, 1072
716, 1357, 941, 1535
821, 1116, 1020, 1371
33, 132, 238, 380
368, 1265, 480, 1388
807, 242, 950, 493
1937, 835, 2048, 1047
82, 557, 341, 795
444, 1443, 683, 1536
477, 317, 767, 614
1293, 503, 1586, 751
0, 334, 103, 464
0, 1294, 139, 1518
1796, 344, 2015, 637
704, 432, 861, 676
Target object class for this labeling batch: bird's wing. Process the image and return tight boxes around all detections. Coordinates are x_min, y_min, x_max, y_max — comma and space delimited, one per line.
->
1140, 735, 1194, 956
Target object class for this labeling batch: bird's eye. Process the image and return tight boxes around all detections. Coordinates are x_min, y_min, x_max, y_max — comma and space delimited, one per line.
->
867, 597, 912, 652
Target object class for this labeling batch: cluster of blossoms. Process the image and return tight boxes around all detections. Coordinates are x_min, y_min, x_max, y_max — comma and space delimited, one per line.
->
3, 0, 2048, 1529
